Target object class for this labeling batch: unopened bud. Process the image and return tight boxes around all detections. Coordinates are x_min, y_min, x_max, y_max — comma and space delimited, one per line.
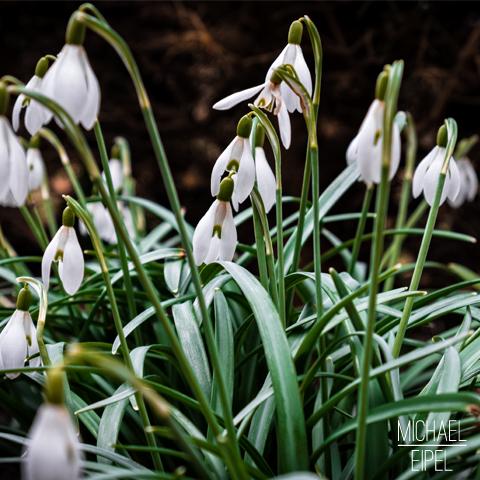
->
46, 367, 64, 405
375, 72, 388, 101
217, 177, 235, 202
35, 57, 49, 78
255, 123, 265, 148
16, 285, 32, 312
62, 207, 75, 228
66, 12, 86, 45
288, 21, 303, 45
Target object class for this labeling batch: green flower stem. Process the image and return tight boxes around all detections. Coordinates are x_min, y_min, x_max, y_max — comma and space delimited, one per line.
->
11, 79, 246, 480
93, 120, 141, 347
39, 128, 87, 208
380, 199, 428, 270
355, 60, 403, 480
31, 203, 50, 247
348, 184, 374, 276
392, 118, 458, 359
250, 117, 269, 292
40, 166, 58, 237
17, 277, 51, 367
20, 205, 48, 250
383, 112, 417, 292
65, 196, 163, 473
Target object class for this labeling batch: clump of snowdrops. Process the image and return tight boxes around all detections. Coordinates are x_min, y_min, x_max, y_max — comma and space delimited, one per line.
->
1, 4, 480, 480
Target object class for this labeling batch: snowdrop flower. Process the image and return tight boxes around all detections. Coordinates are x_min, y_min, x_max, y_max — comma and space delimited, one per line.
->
412, 126, 461, 206
23, 369, 82, 480
12, 57, 51, 136
193, 177, 237, 265
211, 115, 255, 208
26, 146, 45, 192
79, 201, 117, 244
39, 17, 100, 130
103, 158, 124, 193
346, 71, 401, 185
265, 20, 312, 114
252, 123, 276, 213
0, 84, 29, 206
42, 207, 84, 295
0, 286, 40, 379
448, 157, 478, 208
213, 71, 291, 149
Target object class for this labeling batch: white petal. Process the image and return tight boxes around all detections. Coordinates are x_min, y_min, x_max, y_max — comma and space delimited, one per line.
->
423, 151, 444, 206
193, 200, 218, 265
211, 137, 236, 196
294, 45, 313, 97
42, 228, 63, 291
412, 156, 430, 199
255, 147, 276, 213
213, 84, 265, 110
233, 139, 255, 204
0, 118, 11, 201
12, 93, 26, 132
280, 80, 301, 114
346, 134, 359, 165
106, 159, 124, 192
78, 47, 101, 130
356, 108, 380, 186
204, 234, 221, 265
25, 102, 47, 137
277, 100, 291, 149
23, 313, 40, 368
60, 228, 84, 295
265, 45, 289, 82
0, 310, 27, 379
219, 203, 237, 261
22, 404, 82, 480
388, 122, 401, 181
447, 158, 461, 202
27, 149, 45, 191
6, 121, 28, 206
41, 45, 88, 124
464, 160, 478, 201
231, 190, 239, 212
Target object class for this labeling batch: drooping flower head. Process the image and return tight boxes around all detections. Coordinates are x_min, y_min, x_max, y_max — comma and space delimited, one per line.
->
252, 123, 276, 213
42, 207, 85, 295
0, 285, 40, 379
13, 57, 52, 136
211, 115, 255, 208
26, 136, 45, 192
346, 69, 401, 185
193, 176, 237, 265
412, 125, 461, 206
0, 82, 29, 206
39, 14, 100, 131
447, 157, 478, 208
22, 368, 83, 480
265, 20, 312, 114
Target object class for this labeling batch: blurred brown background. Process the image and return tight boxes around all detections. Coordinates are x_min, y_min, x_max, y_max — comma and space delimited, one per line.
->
1, 0, 480, 285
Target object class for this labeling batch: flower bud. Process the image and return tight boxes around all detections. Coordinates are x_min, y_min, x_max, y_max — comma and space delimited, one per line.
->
237, 115, 253, 139
255, 123, 265, 148
66, 12, 86, 45
0, 82, 9, 117
29, 135, 40, 150
34, 58, 49, 79
45, 367, 65, 405
436, 125, 448, 148
217, 177, 235, 202
288, 21, 303, 45
62, 207, 75, 228
111, 143, 120, 160
16, 286, 32, 312
375, 72, 388, 101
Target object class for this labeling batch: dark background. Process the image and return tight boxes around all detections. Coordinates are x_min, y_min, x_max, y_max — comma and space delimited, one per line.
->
2, 1, 480, 478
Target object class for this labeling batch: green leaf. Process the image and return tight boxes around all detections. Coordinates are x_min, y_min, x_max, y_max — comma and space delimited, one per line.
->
164, 258, 184, 296
172, 301, 212, 399
217, 261, 308, 473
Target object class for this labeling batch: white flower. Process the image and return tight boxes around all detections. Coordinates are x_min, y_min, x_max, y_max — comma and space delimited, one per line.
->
40, 44, 100, 130
79, 202, 117, 244
255, 146, 276, 213
0, 310, 40, 379
266, 43, 312, 113
0, 116, 29, 206
412, 145, 461, 206
211, 136, 255, 208
12, 75, 51, 136
346, 99, 401, 185
26, 148, 45, 191
22, 403, 82, 480
193, 199, 237, 265
103, 158, 124, 192
448, 157, 478, 208
42, 225, 85, 295
213, 80, 291, 149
